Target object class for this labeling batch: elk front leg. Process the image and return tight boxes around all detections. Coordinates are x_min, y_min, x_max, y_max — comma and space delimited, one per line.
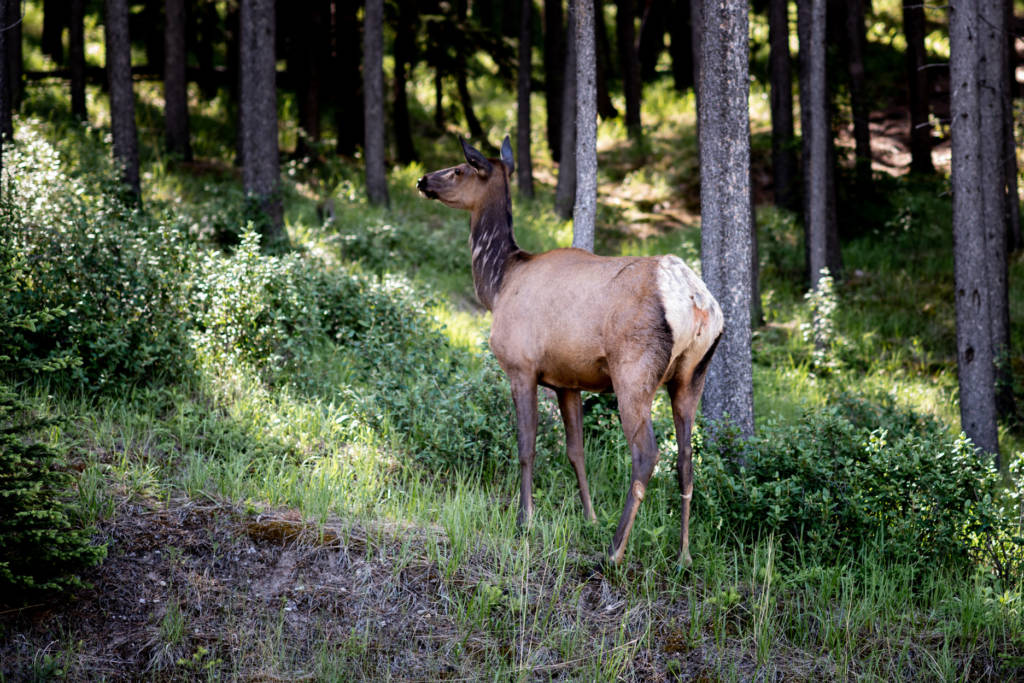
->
607, 391, 658, 566
510, 377, 539, 526
556, 388, 596, 523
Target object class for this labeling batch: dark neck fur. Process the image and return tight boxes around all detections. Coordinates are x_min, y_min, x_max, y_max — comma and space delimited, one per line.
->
469, 176, 520, 310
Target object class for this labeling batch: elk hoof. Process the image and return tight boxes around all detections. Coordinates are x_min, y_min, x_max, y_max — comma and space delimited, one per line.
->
677, 550, 693, 569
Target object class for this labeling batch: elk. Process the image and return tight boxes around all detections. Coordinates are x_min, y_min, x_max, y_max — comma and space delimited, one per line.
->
417, 137, 723, 566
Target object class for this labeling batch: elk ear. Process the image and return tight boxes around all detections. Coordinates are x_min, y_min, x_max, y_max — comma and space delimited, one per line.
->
460, 137, 493, 177
500, 135, 514, 175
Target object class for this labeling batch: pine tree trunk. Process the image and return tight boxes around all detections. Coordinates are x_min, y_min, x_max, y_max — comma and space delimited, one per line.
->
1004, 0, 1022, 251
455, 0, 484, 141
903, 1, 934, 174
335, 0, 363, 156
637, 0, 667, 82
978, 0, 1015, 423
362, 0, 389, 207
240, 0, 284, 239
105, 0, 141, 199
70, 0, 87, 119
574, 0, 597, 251
517, 0, 535, 198
800, 0, 828, 288
594, 0, 618, 119
194, 1, 219, 98
949, 0, 1000, 459
554, 0, 578, 219
293, 0, 326, 159
0, 0, 7, 193
768, 0, 797, 210
164, 0, 192, 161
698, 0, 754, 438
616, 0, 642, 135
392, 0, 417, 164
544, 0, 565, 161
42, 0, 65, 65
668, 0, 692, 92
844, 0, 871, 195
5, 0, 20, 112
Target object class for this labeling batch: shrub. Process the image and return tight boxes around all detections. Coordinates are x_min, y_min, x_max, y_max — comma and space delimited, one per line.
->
0, 384, 105, 600
0, 122, 192, 390
696, 404, 1024, 575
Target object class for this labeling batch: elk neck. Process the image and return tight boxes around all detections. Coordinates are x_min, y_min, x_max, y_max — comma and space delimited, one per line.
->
469, 175, 522, 310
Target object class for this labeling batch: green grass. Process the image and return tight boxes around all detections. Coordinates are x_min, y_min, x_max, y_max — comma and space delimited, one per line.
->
2, 5, 1023, 679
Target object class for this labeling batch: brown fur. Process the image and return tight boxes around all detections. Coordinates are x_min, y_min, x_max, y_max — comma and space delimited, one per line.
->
417, 137, 723, 566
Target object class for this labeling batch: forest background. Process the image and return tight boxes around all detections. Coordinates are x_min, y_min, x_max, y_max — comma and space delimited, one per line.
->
1, 0, 1024, 679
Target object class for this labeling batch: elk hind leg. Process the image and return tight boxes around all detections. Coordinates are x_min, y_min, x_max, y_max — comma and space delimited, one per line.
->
607, 388, 659, 566
556, 388, 596, 522
670, 339, 718, 567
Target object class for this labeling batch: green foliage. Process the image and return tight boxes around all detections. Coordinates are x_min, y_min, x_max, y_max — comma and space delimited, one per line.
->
696, 402, 1024, 576
0, 385, 105, 600
1, 122, 193, 390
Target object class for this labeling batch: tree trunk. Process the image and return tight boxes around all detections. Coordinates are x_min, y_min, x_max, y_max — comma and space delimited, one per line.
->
292, 0, 327, 159
335, 0, 363, 156
978, 0, 1015, 423
554, 0, 578, 219
637, 0, 667, 82
544, 0, 565, 160
194, 0, 219, 98
0, 0, 7, 192
668, 0, 692, 92
903, 1, 934, 174
616, 0, 642, 135
455, 0, 484, 141
949, 0, 1000, 459
698, 0, 754, 438
164, 0, 192, 160
768, 0, 797, 210
70, 0, 87, 119
5, 0, 20, 111
594, 0, 618, 119
799, 0, 828, 288
105, 0, 141, 199
690, 0, 702, 109
517, 0, 534, 198
844, 0, 871, 195
42, 0, 66, 65
363, 0, 389, 207
574, 0, 597, 251
393, 0, 417, 164
240, 0, 284, 240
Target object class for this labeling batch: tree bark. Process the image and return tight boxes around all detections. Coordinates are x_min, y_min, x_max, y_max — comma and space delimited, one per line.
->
574, 0, 597, 251
668, 0, 692, 92
240, 0, 284, 239
637, 0, 667, 82
164, 0, 192, 161
844, 0, 871, 195
690, 0, 702, 110
616, 0, 642, 135
903, 1, 934, 174
292, 0, 327, 159
517, 0, 535, 198
105, 0, 141, 199
393, 0, 417, 164
768, 0, 797, 210
978, 0, 1015, 423
455, 0, 484, 141
698, 0, 754, 437
70, 0, 87, 119
594, 0, 618, 119
0, 0, 7, 192
42, 0, 65, 65
335, 0, 363, 156
949, 0, 1000, 459
544, 0, 565, 160
555, 0, 578, 219
363, 0, 389, 207
5, 0, 19, 111
800, 0, 828, 288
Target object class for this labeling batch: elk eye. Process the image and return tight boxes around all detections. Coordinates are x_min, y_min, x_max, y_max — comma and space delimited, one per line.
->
454, 168, 461, 176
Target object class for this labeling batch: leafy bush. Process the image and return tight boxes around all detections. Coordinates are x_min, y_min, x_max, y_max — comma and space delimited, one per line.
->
696, 405, 1024, 575
1, 122, 192, 390
0, 385, 105, 600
